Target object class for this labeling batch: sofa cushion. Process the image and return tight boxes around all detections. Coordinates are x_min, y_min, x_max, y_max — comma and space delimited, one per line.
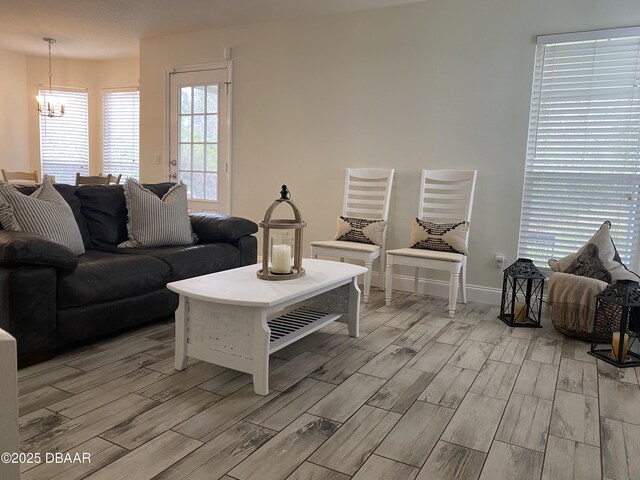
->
100, 242, 241, 281
76, 183, 175, 248
12, 184, 91, 248
57, 250, 171, 308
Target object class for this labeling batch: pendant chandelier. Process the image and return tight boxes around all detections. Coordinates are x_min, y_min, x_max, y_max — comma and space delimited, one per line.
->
36, 38, 65, 118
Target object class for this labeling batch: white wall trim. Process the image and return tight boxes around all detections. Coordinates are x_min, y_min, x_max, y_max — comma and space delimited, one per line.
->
371, 272, 502, 306
259, 256, 503, 305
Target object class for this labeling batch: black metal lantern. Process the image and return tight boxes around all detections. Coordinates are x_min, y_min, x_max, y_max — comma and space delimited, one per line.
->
498, 258, 545, 328
589, 280, 640, 367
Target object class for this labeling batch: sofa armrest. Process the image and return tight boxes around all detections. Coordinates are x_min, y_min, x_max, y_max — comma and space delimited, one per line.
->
190, 213, 258, 242
0, 231, 78, 270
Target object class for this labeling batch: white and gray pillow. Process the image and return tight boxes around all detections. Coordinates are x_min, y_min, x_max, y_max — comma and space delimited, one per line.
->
550, 221, 640, 283
119, 178, 196, 248
410, 218, 469, 255
334, 216, 386, 246
0, 179, 85, 255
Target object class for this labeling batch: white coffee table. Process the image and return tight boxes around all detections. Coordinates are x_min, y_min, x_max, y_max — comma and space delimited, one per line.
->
167, 258, 367, 395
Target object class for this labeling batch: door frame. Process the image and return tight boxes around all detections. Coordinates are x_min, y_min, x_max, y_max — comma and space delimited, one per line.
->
164, 61, 233, 213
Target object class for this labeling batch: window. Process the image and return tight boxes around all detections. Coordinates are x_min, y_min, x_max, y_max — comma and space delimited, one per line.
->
518, 27, 640, 268
39, 88, 89, 184
103, 88, 140, 179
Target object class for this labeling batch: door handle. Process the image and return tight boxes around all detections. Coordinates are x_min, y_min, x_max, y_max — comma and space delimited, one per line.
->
170, 159, 177, 166
169, 172, 177, 179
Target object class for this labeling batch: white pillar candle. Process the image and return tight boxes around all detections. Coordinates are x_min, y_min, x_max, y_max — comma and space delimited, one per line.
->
271, 244, 292, 274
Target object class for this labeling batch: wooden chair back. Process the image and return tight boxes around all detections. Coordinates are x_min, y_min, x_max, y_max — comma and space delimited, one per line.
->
419, 169, 477, 224
75, 173, 112, 186
342, 168, 395, 221
1, 169, 38, 184
109, 174, 122, 185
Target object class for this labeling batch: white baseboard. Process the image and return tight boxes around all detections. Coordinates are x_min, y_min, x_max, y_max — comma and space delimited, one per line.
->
260, 256, 503, 306
369, 272, 502, 306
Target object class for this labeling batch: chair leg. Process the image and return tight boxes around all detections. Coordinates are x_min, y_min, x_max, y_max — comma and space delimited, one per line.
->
385, 257, 393, 307
448, 270, 460, 319
460, 258, 467, 304
311, 247, 318, 260
414, 267, 420, 294
364, 261, 373, 304
379, 253, 385, 289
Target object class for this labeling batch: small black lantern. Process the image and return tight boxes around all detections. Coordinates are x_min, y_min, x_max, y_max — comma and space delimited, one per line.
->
589, 280, 640, 367
498, 258, 545, 328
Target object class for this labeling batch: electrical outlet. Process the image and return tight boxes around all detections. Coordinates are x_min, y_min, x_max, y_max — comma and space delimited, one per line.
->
494, 253, 505, 269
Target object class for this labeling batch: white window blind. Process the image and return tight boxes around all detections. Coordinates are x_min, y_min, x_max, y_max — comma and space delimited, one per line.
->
103, 88, 139, 179
39, 88, 89, 185
518, 29, 640, 269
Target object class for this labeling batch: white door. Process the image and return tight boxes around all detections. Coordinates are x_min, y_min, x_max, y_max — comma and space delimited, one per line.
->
169, 67, 230, 213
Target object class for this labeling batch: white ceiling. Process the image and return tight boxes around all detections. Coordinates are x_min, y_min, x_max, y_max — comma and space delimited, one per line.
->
0, 0, 424, 59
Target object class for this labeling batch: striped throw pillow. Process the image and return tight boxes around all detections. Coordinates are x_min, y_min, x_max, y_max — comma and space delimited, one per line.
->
119, 178, 196, 248
0, 179, 85, 255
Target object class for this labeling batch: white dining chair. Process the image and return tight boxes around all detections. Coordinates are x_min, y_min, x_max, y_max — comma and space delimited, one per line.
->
385, 169, 477, 318
310, 168, 395, 303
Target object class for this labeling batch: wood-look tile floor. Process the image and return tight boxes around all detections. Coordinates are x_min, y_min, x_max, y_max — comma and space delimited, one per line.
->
17, 289, 637, 479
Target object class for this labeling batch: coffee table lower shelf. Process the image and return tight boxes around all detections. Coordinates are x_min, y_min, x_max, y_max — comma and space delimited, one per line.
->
268, 307, 341, 353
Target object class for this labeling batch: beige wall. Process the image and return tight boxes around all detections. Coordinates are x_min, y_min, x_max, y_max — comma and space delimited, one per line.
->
0, 49, 29, 172
26, 56, 138, 175
140, 0, 640, 294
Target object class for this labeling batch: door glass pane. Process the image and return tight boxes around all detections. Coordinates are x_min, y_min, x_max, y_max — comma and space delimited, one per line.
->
179, 144, 191, 170
193, 86, 205, 114
180, 87, 192, 114
193, 144, 205, 171
206, 115, 218, 142
180, 116, 191, 142
193, 115, 205, 142
206, 85, 218, 113
206, 144, 218, 171
205, 173, 217, 200
179, 171, 192, 196
192, 172, 205, 199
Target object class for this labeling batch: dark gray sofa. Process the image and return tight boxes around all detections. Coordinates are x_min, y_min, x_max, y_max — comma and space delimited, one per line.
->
0, 182, 258, 366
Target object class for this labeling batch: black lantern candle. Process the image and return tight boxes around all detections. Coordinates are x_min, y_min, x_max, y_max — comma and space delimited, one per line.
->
589, 280, 640, 367
498, 258, 545, 328
257, 185, 306, 281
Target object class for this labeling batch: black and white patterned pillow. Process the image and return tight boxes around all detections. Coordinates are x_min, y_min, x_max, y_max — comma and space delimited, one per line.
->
119, 178, 196, 248
553, 221, 640, 283
0, 179, 85, 255
334, 216, 387, 246
410, 218, 469, 255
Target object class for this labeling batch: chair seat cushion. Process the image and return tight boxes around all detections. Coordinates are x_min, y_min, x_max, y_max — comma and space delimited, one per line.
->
387, 248, 463, 262
311, 240, 380, 253
57, 250, 171, 308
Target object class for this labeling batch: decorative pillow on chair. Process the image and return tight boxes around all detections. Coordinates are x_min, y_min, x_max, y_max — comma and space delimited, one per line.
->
334, 216, 386, 246
119, 178, 196, 248
0, 179, 85, 255
409, 218, 469, 255
550, 221, 640, 283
